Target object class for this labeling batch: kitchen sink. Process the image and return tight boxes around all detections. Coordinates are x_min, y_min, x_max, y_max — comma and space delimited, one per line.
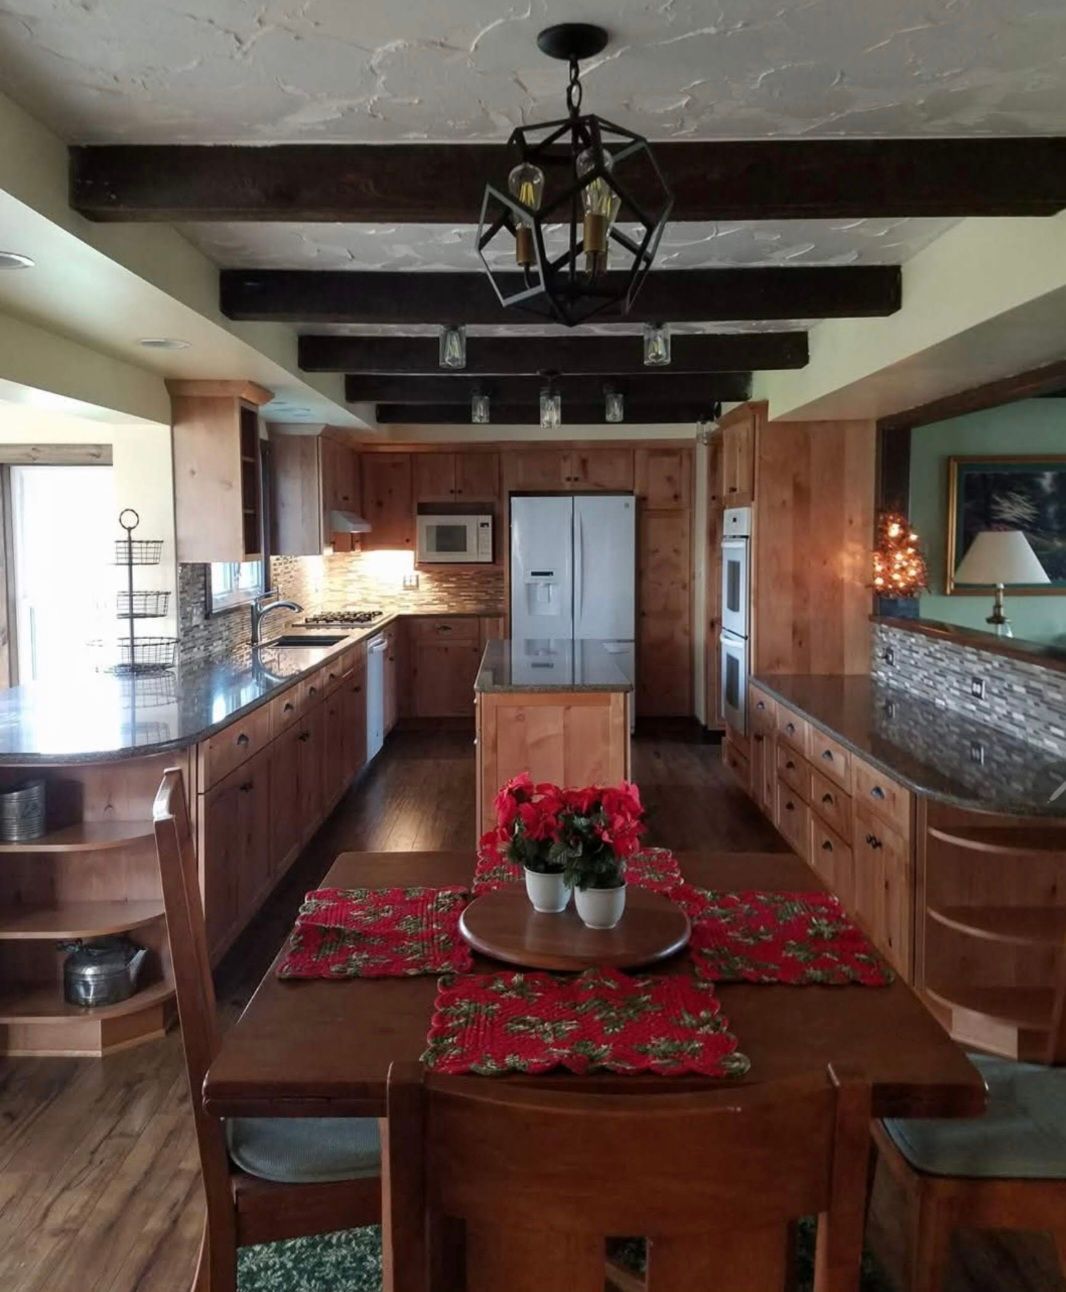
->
267, 634, 348, 647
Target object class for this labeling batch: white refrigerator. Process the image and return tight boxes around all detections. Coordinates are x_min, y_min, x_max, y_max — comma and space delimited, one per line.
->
510, 494, 636, 710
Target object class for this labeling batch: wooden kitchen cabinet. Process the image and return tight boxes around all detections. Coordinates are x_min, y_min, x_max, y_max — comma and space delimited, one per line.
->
413, 453, 457, 505
411, 618, 482, 718
853, 805, 913, 976
296, 699, 325, 828
383, 624, 400, 734
504, 448, 568, 491
720, 405, 757, 505
567, 448, 634, 490
271, 432, 362, 555
269, 722, 304, 878
413, 452, 500, 508
635, 447, 692, 509
637, 509, 692, 716
361, 453, 414, 549
170, 379, 271, 563
199, 745, 271, 958
338, 650, 368, 782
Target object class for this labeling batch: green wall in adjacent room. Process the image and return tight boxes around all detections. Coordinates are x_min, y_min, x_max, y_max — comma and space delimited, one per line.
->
909, 398, 1066, 646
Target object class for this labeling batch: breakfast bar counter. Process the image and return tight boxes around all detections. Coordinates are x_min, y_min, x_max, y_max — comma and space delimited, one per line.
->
474, 639, 632, 835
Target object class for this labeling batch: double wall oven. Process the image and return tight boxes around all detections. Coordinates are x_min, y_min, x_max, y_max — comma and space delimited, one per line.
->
720, 507, 752, 734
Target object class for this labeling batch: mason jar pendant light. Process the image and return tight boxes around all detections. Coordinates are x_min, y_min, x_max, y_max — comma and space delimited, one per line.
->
605, 388, 624, 423
471, 392, 490, 424
477, 23, 673, 327
439, 325, 467, 369
643, 322, 671, 366
540, 387, 562, 430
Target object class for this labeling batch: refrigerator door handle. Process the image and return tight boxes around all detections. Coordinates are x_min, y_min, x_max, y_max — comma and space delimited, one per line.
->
575, 508, 584, 625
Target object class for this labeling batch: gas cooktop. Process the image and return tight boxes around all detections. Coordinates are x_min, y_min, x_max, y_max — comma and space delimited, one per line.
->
301, 609, 384, 627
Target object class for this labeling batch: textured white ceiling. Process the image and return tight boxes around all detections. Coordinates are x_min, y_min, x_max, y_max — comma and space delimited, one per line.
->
0, 0, 1063, 143
182, 215, 957, 272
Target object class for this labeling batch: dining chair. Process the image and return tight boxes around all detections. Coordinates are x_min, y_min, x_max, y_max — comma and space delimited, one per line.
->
153, 768, 381, 1292
872, 974, 1066, 1292
384, 1061, 872, 1292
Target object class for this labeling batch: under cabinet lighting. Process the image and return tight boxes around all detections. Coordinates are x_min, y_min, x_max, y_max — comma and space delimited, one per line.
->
439, 325, 467, 369
471, 393, 490, 424
605, 389, 624, 423
540, 389, 561, 430
643, 322, 671, 366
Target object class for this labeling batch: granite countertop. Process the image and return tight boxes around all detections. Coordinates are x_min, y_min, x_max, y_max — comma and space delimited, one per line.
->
752, 673, 1066, 817
475, 639, 634, 694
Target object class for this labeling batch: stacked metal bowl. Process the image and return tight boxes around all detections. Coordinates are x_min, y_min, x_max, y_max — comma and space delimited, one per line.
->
0, 779, 46, 842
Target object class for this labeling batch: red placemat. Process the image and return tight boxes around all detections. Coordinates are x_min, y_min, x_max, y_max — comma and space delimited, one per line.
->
682, 889, 893, 986
277, 885, 472, 979
473, 834, 683, 897
421, 966, 750, 1076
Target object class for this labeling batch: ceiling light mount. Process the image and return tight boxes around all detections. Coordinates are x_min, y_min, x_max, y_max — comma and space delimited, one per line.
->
137, 337, 191, 350
0, 251, 34, 270
477, 25, 673, 329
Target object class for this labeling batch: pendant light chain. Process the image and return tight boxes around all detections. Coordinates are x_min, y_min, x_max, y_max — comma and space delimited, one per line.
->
566, 58, 583, 116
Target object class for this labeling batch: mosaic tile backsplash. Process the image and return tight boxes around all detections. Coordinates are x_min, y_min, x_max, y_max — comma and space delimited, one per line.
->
871, 621, 1066, 758
178, 555, 504, 667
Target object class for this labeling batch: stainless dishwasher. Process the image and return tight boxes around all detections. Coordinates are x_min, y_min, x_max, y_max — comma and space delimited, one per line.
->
366, 634, 387, 761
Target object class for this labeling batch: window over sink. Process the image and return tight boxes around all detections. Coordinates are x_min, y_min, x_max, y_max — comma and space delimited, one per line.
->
208, 560, 265, 614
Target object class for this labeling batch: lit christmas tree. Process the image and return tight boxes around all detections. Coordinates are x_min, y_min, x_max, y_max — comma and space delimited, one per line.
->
873, 512, 927, 615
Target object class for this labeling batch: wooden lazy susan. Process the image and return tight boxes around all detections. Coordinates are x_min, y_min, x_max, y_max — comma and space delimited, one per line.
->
459, 887, 691, 971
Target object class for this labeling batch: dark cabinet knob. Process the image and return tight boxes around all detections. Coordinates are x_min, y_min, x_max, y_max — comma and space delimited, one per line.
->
785, 722, 796, 735
821, 840, 833, 852
755, 701, 765, 711
298, 731, 311, 743
239, 781, 253, 793
308, 685, 318, 696
870, 786, 886, 800
785, 800, 795, 812
865, 833, 882, 849
236, 733, 249, 746
821, 749, 834, 762
785, 759, 796, 770
283, 701, 295, 713
822, 793, 833, 805
754, 733, 763, 742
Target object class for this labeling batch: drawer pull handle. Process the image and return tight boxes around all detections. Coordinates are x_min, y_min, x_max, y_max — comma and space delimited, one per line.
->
436, 624, 453, 632
308, 685, 318, 696
784, 800, 795, 812
283, 701, 295, 713
298, 732, 311, 743
822, 792, 834, 805
785, 722, 796, 734
785, 759, 796, 770
821, 840, 833, 852
870, 786, 886, 800
756, 701, 765, 711
236, 733, 250, 747
821, 749, 835, 762
865, 833, 882, 849
239, 781, 253, 793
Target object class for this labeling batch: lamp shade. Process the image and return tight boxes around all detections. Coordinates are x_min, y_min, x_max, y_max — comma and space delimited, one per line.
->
954, 530, 1050, 585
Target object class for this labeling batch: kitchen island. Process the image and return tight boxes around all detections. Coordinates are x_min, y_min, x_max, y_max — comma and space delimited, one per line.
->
474, 638, 633, 835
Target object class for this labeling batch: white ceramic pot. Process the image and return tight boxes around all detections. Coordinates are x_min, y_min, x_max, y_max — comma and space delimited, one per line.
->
524, 868, 570, 914
574, 883, 627, 929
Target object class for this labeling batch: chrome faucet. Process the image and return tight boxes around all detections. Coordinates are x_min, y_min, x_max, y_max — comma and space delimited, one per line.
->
251, 590, 303, 649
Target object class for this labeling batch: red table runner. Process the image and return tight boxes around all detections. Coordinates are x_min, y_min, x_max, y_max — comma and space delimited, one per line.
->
676, 887, 893, 986
421, 966, 750, 1077
277, 885, 472, 979
473, 834, 683, 896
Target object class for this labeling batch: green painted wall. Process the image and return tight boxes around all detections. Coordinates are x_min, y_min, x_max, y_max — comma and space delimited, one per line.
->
909, 398, 1066, 645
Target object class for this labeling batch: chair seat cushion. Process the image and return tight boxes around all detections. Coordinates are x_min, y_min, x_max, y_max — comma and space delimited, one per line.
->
882, 1052, 1066, 1179
226, 1116, 380, 1185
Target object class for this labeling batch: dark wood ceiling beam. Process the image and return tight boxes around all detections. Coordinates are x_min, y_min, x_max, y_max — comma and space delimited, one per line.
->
347, 372, 750, 404
71, 140, 1066, 221
224, 267, 900, 325
301, 331, 807, 374
375, 402, 724, 425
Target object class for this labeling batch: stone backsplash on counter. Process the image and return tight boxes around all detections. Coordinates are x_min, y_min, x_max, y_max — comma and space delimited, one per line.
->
178, 554, 505, 666
871, 621, 1066, 758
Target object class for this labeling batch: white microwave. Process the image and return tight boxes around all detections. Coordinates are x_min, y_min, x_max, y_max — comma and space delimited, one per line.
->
416, 513, 493, 563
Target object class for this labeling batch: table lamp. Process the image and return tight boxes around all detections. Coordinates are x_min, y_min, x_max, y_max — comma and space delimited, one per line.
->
953, 529, 1050, 637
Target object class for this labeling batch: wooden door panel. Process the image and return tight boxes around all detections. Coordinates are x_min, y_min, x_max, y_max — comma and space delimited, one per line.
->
270, 724, 303, 877
505, 448, 568, 491
455, 452, 499, 503
361, 453, 413, 549
413, 453, 456, 504
321, 686, 349, 806
234, 747, 272, 920
637, 509, 692, 716
413, 642, 482, 718
296, 701, 325, 830
339, 655, 367, 781
635, 448, 691, 508
571, 448, 634, 491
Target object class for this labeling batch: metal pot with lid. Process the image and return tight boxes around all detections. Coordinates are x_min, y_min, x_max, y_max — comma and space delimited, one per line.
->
60, 936, 148, 1008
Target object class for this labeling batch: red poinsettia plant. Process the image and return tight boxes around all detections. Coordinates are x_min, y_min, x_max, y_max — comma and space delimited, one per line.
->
490, 774, 646, 886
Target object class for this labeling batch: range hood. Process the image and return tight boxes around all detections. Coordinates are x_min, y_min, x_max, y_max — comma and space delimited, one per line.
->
330, 510, 371, 534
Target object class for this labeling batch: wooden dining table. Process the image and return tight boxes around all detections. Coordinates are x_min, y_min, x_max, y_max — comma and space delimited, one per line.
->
203, 850, 985, 1121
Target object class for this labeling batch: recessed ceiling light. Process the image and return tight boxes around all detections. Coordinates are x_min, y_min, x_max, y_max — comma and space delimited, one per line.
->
137, 337, 191, 350
0, 252, 34, 270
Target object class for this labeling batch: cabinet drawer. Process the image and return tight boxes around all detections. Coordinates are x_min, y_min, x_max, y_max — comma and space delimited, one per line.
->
199, 702, 272, 790
749, 685, 776, 733
723, 740, 750, 791
776, 707, 809, 755
809, 767, 852, 838
776, 781, 810, 858
270, 684, 303, 735
809, 817, 853, 907
411, 615, 480, 644
776, 742, 810, 800
808, 730, 852, 791
320, 652, 352, 696
853, 760, 911, 838
300, 668, 327, 709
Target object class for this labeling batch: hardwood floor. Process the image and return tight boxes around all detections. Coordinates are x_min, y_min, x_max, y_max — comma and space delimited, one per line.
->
0, 726, 1059, 1292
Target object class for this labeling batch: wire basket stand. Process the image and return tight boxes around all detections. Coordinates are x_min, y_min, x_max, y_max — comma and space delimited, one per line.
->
109, 509, 177, 675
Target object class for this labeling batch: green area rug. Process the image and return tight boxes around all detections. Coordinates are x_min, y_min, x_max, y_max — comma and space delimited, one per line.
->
238, 1222, 891, 1291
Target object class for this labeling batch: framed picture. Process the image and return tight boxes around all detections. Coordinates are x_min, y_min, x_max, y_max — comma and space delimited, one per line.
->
946, 455, 1066, 594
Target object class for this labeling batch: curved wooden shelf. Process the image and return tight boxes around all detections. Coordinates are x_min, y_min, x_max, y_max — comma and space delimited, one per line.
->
928, 904, 1066, 947
924, 983, 1053, 1032
0, 978, 174, 1024
0, 900, 165, 941
928, 825, 1066, 857
0, 820, 154, 854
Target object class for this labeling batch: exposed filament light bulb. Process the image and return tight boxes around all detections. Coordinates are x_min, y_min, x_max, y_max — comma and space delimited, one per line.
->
508, 162, 544, 269
576, 148, 621, 277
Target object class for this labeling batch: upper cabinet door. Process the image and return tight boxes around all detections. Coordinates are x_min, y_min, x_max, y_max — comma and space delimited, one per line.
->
719, 402, 761, 506
504, 448, 569, 492
361, 453, 414, 549
635, 448, 692, 509
413, 453, 457, 504
570, 448, 634, 491
454, 452, 500, 504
